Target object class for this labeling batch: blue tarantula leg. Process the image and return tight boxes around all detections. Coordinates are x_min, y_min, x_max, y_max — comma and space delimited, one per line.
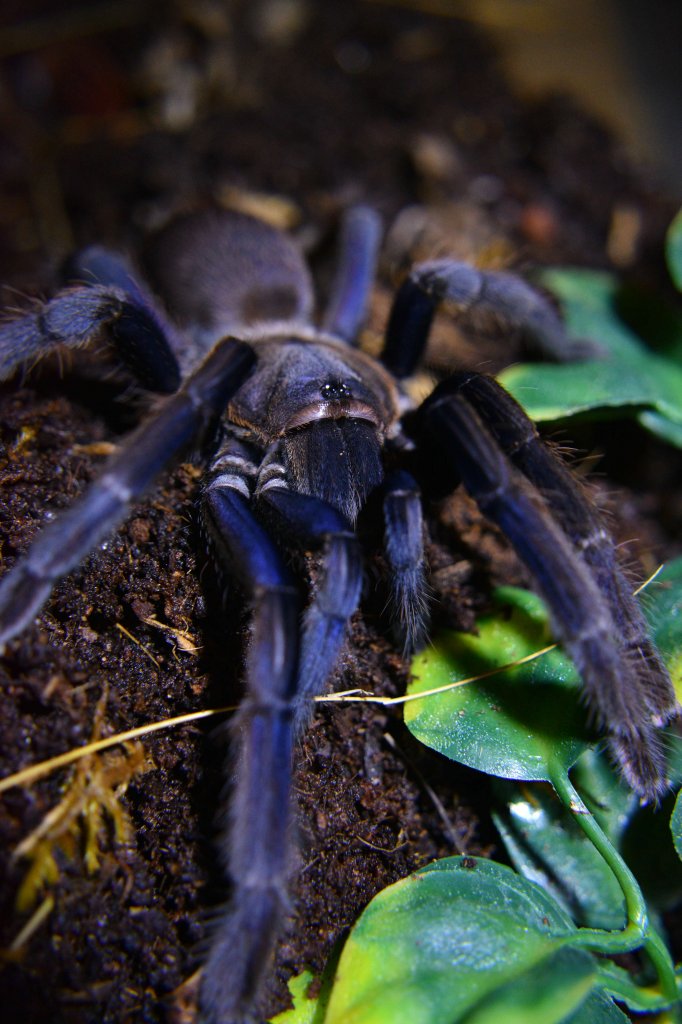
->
322, 206, 382, 343
448, 372, 678, 727
64, 246, 182, 392
257, 483, 363, 730
200, 482, 301, 1024
415, 379, 669, 801
381, 259, 588, 379
0, 338, 254, 648
0, 275, 181, 393
382, 470, 428, 653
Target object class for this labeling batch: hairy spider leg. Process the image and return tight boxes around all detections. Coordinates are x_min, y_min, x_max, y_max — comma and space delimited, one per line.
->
450, 372, 678, 727
0, 257, 181, 392
0, 338, 255, 648
415, 376, 670, 800
382, 469, 428, 653
322, 205, 382, 343
381, 258, 591, 379
201, 476, 301, 1024
257, 485, 364, 730
197, 432, 363, 1019
64, 246, 183, 392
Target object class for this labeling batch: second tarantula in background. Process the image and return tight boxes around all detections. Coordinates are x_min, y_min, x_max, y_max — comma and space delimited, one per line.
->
0, 205, 677, 1023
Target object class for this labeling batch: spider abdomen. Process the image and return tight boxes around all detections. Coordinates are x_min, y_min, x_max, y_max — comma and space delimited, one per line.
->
142, 208, 315, 345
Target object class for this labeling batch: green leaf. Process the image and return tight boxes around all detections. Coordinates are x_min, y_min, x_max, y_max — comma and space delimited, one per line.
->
323, 857, 597, 1024
563, 989, 630, 1023
270, 972, 318, 1024
666, 208, 682, 290
459, 948, 596, 1024
271, 940, 343, 1024
499, 269, 682, 446
637, 410, 682, 447
493, 784, 626, 930
406, 557, 682, 785
614, 280, 682, 363
534, 270, 645, 360
406, 587, 591, 782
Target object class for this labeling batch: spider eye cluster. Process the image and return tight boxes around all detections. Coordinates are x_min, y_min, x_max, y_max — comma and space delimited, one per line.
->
320, 380, 351, 400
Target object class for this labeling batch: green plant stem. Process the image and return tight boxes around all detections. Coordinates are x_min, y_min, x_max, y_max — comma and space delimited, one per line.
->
551, 768, 679, 1004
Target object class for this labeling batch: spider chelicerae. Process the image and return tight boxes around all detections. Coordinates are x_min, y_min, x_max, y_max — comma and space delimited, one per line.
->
0, 206, 676, 1023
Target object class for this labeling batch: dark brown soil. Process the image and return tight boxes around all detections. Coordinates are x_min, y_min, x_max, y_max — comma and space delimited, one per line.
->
0, 3, 680, 1023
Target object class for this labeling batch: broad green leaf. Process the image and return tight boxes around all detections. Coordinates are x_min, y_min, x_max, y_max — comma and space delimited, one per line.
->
407, 558, 682, 784
499, 269, 682, 446
406, 587, 591, 782
324, 857, 595, 1024
459, 947, 595, 1024
667, 208, 682, 290
564, 989, 629, 1023
493, 784, 626, 930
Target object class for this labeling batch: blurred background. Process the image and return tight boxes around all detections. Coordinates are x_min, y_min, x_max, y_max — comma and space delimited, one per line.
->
0, 0, 680, 285
448, 0, 682, 195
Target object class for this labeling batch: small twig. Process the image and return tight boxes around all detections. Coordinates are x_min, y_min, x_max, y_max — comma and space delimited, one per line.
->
142, 616, 200, 654
317, 643, 558, 706
115, 622, 160, 668
0, 706, 237, 794
7, 895, 54, 953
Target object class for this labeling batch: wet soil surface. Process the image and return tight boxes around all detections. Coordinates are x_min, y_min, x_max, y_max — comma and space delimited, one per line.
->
0, 2, 680, 1022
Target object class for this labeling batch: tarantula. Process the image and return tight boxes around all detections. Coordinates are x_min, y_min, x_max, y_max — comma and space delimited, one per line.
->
0, 205, 676, 1023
